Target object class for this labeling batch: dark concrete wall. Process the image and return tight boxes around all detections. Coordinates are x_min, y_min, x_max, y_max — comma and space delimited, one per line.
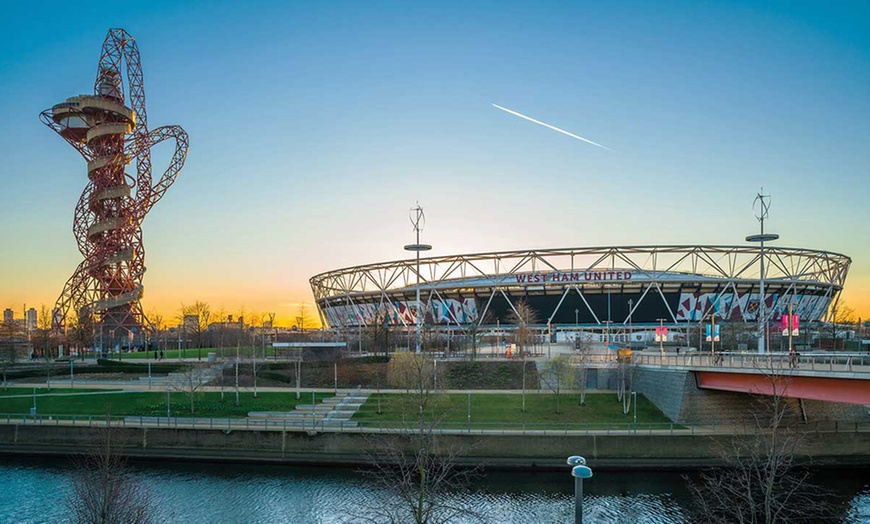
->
633, 367, 870, 425
1, 424, 868, 469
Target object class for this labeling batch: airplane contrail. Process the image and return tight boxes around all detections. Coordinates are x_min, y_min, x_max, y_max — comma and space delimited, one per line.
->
492, 103, 612, 151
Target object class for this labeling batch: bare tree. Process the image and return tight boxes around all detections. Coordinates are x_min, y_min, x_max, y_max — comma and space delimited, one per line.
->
540, 354, 574, 414
465, 310, 494, 361
66, 421, 153, 524
294, 303, 313, 333
360, 350, 480, 524
687, 366, 837, 523
825, 301, 855, 350
148, 311, 165, 356
388, 351, 434, 396
36, 305, 55, 390
367, 304, 394, 357
357, 433, 481, 524
68, 307, 94, 358
179, 301, 211, 350
507, 299, 538, 358
169, 363, 210, 414
616, 353, 634, 415
0, 316, 18, 387
574, 332, 592, 406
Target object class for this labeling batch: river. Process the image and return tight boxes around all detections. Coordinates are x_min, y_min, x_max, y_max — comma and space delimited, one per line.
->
0, 458, 867, 523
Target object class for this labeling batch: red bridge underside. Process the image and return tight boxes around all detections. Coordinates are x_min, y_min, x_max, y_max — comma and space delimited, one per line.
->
696, 371, 870, 405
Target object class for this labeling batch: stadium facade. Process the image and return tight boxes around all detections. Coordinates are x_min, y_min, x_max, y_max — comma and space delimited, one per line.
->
309, 246, 850, 336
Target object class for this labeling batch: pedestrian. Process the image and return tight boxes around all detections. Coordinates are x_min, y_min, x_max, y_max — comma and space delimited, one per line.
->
160, 349, 164, 360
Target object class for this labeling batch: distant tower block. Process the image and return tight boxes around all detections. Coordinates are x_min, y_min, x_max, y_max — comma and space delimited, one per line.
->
40, 29, 189, 346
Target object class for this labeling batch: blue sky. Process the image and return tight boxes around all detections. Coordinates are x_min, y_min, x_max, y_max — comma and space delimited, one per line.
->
0, 0, 868, 323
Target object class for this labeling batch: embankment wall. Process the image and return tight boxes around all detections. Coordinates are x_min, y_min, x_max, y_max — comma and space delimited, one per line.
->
1, 424, 867, 469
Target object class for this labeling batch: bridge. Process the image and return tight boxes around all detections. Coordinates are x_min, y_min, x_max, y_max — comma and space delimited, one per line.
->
632, 352, 870, 405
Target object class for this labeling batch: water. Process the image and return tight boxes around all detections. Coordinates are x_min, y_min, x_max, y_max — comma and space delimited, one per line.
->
0, 457, 866, 523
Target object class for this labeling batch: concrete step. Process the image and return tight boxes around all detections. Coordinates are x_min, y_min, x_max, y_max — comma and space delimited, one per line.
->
248, 411, 321, 420
294, 405, 332, 412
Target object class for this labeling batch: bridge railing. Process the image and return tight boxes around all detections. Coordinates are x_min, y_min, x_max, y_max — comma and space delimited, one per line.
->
632, 351, 870, 374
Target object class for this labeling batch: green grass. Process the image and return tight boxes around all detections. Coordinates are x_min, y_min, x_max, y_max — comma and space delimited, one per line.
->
0, 391, 330, 418
354, 392, 673, 429
0, 389, 676, 430
0, 387, 118, 397
111, 346, 275, 360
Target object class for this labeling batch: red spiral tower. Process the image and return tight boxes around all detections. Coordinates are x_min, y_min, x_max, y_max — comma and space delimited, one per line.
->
40, 28, 188, 348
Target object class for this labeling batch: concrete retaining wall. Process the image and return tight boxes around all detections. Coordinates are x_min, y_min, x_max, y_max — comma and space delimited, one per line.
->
1, 424, 868, 469
633, 367, 870, 425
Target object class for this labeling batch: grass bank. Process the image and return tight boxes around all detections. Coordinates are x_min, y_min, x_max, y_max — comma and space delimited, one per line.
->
355, 391, 672, 428
0, 391, 330, 418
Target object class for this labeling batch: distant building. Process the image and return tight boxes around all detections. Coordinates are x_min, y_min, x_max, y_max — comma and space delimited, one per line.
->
25, 308, 36, 331
2, 309, 12, 325
183, 315, 199, 331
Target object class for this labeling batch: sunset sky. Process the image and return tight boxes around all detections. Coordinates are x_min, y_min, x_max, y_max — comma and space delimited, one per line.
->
0, 1, 868, 326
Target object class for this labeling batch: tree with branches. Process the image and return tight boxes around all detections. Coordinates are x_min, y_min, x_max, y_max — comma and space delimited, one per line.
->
169, 363, 210, 414
465, 310, 493, 361
35, 305, 56, 389
67, 307, 94, 358
616, 353, 634, 415
179, 301, 211, 350
294, 304, 313, 333
66, 420, 154, 524
825, 301, 855, 350
507, 299, 538, 358
360, 350, 480, 524
574, 331, 593, 406
0, 315, 18, 387
541, 354, 574, 414
367, 304, 394, 357
686, 365, 837, 523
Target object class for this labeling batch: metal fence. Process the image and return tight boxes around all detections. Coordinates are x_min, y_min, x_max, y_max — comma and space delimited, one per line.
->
632, 351, 870, 374
2, 413, 868, 436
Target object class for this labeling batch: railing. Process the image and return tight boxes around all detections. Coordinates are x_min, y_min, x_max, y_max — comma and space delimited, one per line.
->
632, 352, 870, 374
2, 413, 868, 436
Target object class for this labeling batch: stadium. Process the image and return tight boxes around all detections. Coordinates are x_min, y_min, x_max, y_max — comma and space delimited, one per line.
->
309, 245, 850, 342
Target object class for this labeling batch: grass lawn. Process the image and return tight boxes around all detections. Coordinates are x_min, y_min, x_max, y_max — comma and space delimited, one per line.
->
0, 387, 118, 397
112, 346, 274, 360
354, 392, 674, 429
0, 391, 330, 418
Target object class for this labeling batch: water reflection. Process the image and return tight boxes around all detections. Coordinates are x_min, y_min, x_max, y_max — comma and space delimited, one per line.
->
0, 457, 865, 523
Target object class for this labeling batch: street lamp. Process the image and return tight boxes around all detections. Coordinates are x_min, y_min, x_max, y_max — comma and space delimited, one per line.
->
404, 202, 431, 354
746, 190, 778, 354
567, 455, 593, 524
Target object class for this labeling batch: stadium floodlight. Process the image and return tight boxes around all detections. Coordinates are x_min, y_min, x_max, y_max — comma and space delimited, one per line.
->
404, 203, 431, 354
746, 190, 779, 354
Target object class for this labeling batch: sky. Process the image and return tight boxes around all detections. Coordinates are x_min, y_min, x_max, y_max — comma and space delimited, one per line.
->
0, 0, 868, 326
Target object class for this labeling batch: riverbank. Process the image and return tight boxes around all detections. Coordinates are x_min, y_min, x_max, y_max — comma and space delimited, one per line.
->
1, 423, 868, 470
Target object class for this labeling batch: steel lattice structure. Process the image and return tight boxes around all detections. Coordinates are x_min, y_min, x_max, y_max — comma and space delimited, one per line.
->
40, 28, 188, 344
310, 245, 850, 331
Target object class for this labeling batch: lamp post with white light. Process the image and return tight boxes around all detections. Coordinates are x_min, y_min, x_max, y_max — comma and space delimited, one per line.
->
567, 455, 593, 524
404, 203, 431, 354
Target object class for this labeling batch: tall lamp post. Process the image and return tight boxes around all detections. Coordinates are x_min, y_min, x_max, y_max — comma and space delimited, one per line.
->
404, 202, 431, 354
567, 455, 593, 524
746, 190, 778, 354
